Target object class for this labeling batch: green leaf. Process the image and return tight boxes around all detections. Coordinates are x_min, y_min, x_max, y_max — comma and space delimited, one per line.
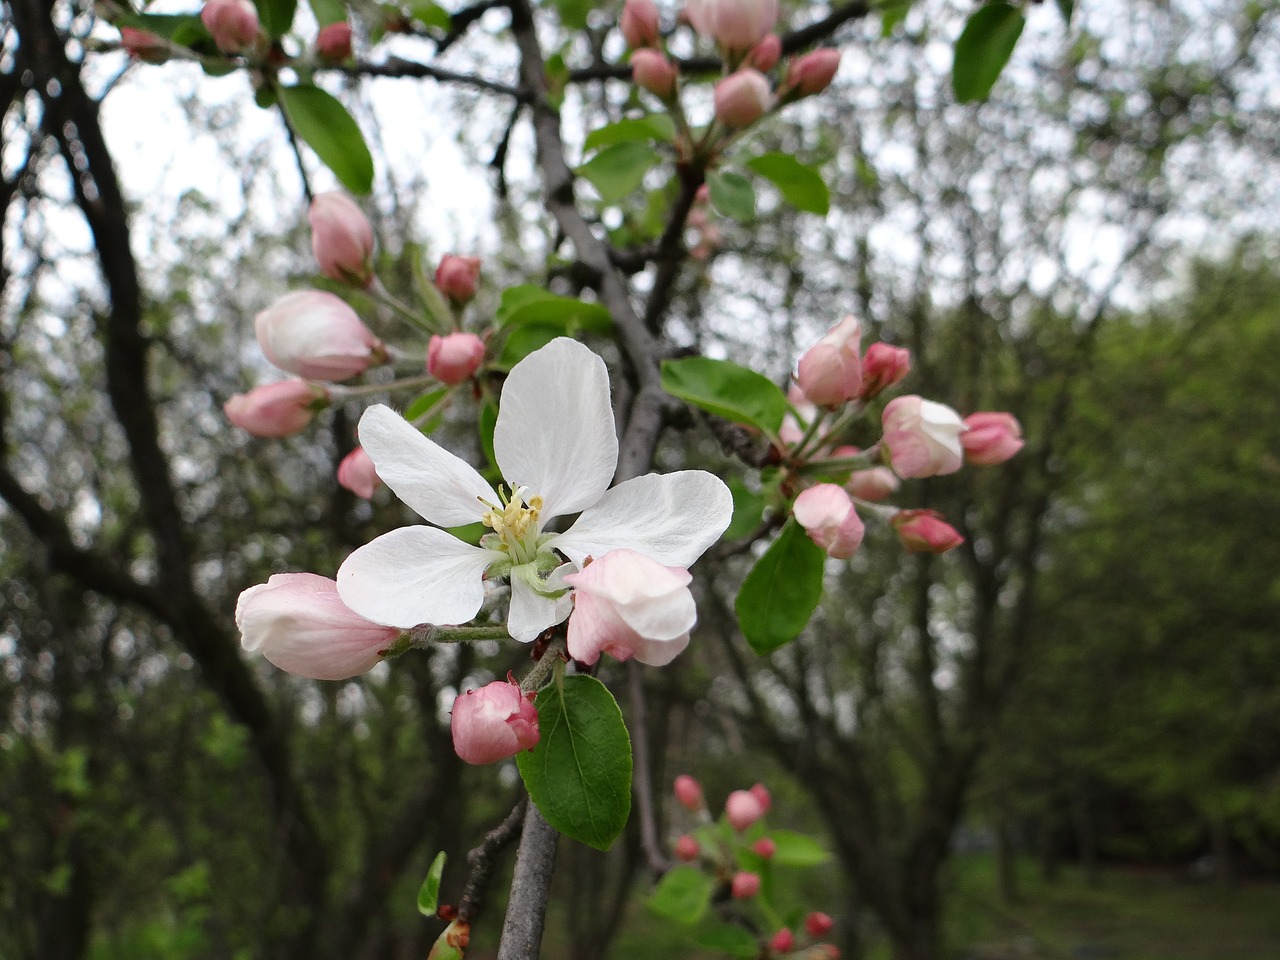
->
725, 478, 767, 541
416, 852, 447, 916
584, 115, 677, 151
307, 0, 348, 28
879, 1, 912, 37
254, 0, 297, 37
707, 171, 755, 221
496, 285, 612, 335
767, 830, 832, 866
478, 400, 498, 470
694, 924, 760, 958
408, 0, 453, 31
647, 866, 713, 924
114, 12, 211, 47
1054, 0, 1074, 25
517, 675, 632, 851
660, 357, 789, 434
551, 0, 591, 28
578, 142, 660, 204
404, 387, 450, 424
496, 324, 565, 369
746, 153, 830, 215
952, 2, 1026, 103
278, 84, 375, 195
735, 519, 826, 654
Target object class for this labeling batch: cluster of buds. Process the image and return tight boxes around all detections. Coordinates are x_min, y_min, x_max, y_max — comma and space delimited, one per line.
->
781, 316, 1023, 558
686, 184, 721, 260
621, 0, 841, 145
667, 776, 840, 958
223, 190, 488, 501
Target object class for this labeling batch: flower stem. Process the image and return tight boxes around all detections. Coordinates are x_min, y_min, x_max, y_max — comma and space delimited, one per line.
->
407, 623, 512, 647
328, 372, 439, 399
519, 637, 565, 694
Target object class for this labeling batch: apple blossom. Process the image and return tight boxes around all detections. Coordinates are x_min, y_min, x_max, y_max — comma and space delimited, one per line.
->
337, 446, 382, 499
861, 342, 911, 398
315, 21, 353, 60
891, 509, 964, 554
796, 315, 862, 406
563, 549, 696, 667
731, 871, 761, 899
753, 837, 777, 859
771, 929, 796, 953
435, 254, 482, 304
793, 484, 864, 559
225, 380, 328, 437
880, 395, 967, 478
783, 48, 841, 97
450, 677, 540, 765
674, 835, 700, 861
427, 332, 486, 385
805, 912, 835, 938
747, 33, 782, 71
201, 0, 259, 53
714, 69, 772, 127
310, 192, 374, 286
235, 573, 401, 680
621, 0, 661, 48
255, 291, 384, 381
961, 412, 1024, 465
674, 774, 705, 811
845, 467, 899, 502
632, 49, 679, 99
336, 338, 732, 641
686, 0, 778, 53
725, 788, 765, 830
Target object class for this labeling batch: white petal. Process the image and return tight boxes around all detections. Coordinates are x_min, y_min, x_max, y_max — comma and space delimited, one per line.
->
359, 404, 495, 527
493, 338, 618, 519
507, 572, 573, 642
337, 525, 500, 628
554, 471, 733, 568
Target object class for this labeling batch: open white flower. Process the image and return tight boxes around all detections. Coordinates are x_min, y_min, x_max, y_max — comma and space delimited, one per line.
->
336, 337, 733, 641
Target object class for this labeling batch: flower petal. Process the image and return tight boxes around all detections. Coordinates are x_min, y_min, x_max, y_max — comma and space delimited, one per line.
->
493, 338, 618, 519
507, 570, 573, 642
554, 471, 733, 568
359, 404, 495, 526
337, 525, 500, 627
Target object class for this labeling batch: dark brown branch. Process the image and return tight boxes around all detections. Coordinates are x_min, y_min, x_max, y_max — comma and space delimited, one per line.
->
459, 797, 528, 922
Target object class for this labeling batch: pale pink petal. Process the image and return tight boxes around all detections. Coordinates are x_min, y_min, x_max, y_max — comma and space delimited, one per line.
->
337, 525, 500, 627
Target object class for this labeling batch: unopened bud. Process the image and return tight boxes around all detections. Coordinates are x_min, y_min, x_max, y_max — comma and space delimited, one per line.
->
794, 484, 864, 559
316, 21, 353, 60
674, 774, 705, 811
747, 33, 782, 71
200, 0, 260, 53
845, 467, 899, 502
337, 446, 382, 499
435, 254, 482, 304
753, 837, 777, 859
861, 342, 911, 398
674, 835, 700, 861
427, 332, 486, 386
961, 412, 1024, 466
891, 509, 964, 554
770, 928, 796, 953
310, 192, 375, 287
451, 678, 540, 765
255, 290, 383, 381
120, 27, 168, 63
731, 871, 761, 899
750, 781, 772, 812
714, 69, 772, 127
784, 48, 841, 97
725, 789, 765, 830
225, 380, 328, 438
631, 48, 679, 99
796, 314, 862, 406
621, 0, 661, 48
804, 912, 835, 938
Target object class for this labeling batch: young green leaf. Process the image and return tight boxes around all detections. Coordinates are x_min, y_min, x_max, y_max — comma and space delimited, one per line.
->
404, 388, 450, 425
416, 852, 447, 916
584, 115, 677, 151
517, 675, 632, 851
661, 356, 789, 434
647, 866, 714, 924
306, 0, 346, 27
254, 0, 297, 38
694, 924, 760, 958
278, 85, 375, 194
952, 2, 1026, 103
767, 829, 832, 866
746, 153, 830, 215
408, 0, 452, 31
114, 12, 210, 47
707, 170, 756, 221
578, 142, 660, 204
496, 285, 612, 334
725, 477, 768, 541
736, 519, 826, 654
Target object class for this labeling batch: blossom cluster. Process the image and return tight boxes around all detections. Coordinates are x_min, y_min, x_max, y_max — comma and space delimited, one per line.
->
782, 315, 1023, 558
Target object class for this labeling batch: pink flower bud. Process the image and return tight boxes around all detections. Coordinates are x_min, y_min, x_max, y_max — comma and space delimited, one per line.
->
236, 573, 401, 680
731, 871, 761, 899
631, 48, 679, 99
845, 466, 900, 502
796, 315, 862, 406
337, 446, 382, 499
200, 0, 260, 53
881, 396, 966, 478
714, 69, 772, 127
747, 33, 782, 71
427, 332, 486, 386
120, 27, 168, 63
695, 183, 711, 204
725, 789, 765, 831
621, 0, 661, 48
674, 835, 700, 861
891, 510, 964, 554
780, 383, 817, 447
450, 678, 540, 765
309, 192, 375, 287
753, 837, 777, 859
674, 774, 705, 811
435, 254, 482, 304
564, 549, 697, 667
770, 928, 795, 953
315, 21, 353, 60
793, 484, 864, 559
860, 343, 911, 398
750, 781, 772, 812
686, 0, 779, 53
256, 290, 384, 381
961, 412, 1024, 466
784, 48, 841, 97
804, 912, 835, 938
225, 380, 328, 437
